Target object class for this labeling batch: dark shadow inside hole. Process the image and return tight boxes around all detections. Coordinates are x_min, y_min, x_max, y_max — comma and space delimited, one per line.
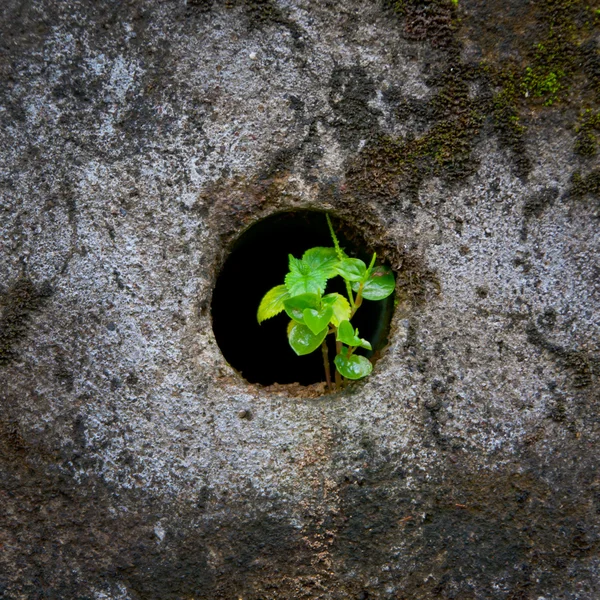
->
211, 211, 395, 387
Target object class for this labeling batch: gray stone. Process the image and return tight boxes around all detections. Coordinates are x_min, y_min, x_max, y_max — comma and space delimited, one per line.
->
0, 0, 599, 598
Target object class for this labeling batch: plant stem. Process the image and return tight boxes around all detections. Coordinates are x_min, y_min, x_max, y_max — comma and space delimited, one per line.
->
351, 284, 364, 317
326, 214, 343, 260
335, 339, 343, 389
321, 340, 332, 392
327, 213, 357, 312
367, 252, 377, 275
350, 252, 373, 316
345, 280, 355, 311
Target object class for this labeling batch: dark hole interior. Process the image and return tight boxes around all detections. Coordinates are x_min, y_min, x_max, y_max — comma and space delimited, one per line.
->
211, 210, 395, 387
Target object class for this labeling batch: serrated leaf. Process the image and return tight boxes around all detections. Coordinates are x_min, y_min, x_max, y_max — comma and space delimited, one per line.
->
335, 258, 367, 282
284, 293, 320, 323
302, 247, 339, 279
303, 306, 333, 335
285, 254, 328, 296
336, 320, 372, 350
352, 265, 395, 300
334, 350, 373, 380
322, 293, 351, 327
288, 321, 327, 356
257, 285, 290, 324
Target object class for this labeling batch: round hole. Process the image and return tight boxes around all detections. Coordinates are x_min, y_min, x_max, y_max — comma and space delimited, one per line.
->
211, 210, 395, 389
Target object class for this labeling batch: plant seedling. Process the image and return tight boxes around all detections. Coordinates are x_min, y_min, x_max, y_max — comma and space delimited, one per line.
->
257, 215, 395, 392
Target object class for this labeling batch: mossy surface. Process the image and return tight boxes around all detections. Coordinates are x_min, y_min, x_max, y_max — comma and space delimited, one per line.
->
517, 0, 595, 105
575, 108, 600, 156
329, 66, 380, 151
345, 59, 485, 200
383, 0, 458, 49
482, 0, 599, 162
378, 0, 599, 181
473, 0, 598, 101
570, 168, 600, 199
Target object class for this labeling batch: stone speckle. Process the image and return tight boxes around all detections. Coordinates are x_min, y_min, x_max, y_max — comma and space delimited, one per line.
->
0, 0, 599, 598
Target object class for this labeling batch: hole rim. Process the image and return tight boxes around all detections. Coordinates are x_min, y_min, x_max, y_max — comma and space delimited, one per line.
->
209, 208, 399, 396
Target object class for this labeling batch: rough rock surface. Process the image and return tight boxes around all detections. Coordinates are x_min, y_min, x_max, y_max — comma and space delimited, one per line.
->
1, 0, 599, 598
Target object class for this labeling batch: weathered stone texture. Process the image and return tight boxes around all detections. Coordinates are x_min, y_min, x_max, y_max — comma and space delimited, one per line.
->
0, 0, 598, 598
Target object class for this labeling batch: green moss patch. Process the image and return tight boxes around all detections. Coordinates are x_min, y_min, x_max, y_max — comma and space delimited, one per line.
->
381, 0, 599, 180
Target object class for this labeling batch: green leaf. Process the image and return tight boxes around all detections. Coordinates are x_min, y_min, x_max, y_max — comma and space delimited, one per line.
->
303, 306, 333, 335
301, 247, 339, 279
335, 258, 367, 282
352, 265, 395, 300
336, 320, 355, 344
285, 255, 328, 296
322, 293, 351, 326
257, 285, 290, 324
284, 293, 320, 323
336, 320, 372, 350
334, 350, 373, 380
288, 321, 328, 356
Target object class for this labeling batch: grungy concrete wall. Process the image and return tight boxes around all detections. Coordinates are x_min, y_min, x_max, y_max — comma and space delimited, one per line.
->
0, 0, 599, 598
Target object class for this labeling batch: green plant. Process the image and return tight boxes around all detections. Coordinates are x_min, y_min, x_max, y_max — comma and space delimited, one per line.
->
257, 215, 395, 391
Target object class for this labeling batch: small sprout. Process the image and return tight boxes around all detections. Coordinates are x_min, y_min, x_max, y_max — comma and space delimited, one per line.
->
257, 214, 395, 392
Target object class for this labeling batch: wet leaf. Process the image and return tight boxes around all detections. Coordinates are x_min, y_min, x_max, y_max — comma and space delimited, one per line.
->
335, 258, 367, 282
288, 321, 328, 356
322, 293, 351, 326
284, 293, 320, 323
302, 247, 339, 279
257, 285, 290, 323
334, 351, 373, 380
336, 320, 372, 350
352, 265, 395, 300
303, 306, 333, 335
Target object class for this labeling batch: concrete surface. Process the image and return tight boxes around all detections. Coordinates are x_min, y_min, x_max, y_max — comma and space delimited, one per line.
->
0, 0, 599, 598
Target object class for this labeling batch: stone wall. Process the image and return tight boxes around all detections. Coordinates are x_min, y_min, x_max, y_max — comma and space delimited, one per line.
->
0, 0, 598, 598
